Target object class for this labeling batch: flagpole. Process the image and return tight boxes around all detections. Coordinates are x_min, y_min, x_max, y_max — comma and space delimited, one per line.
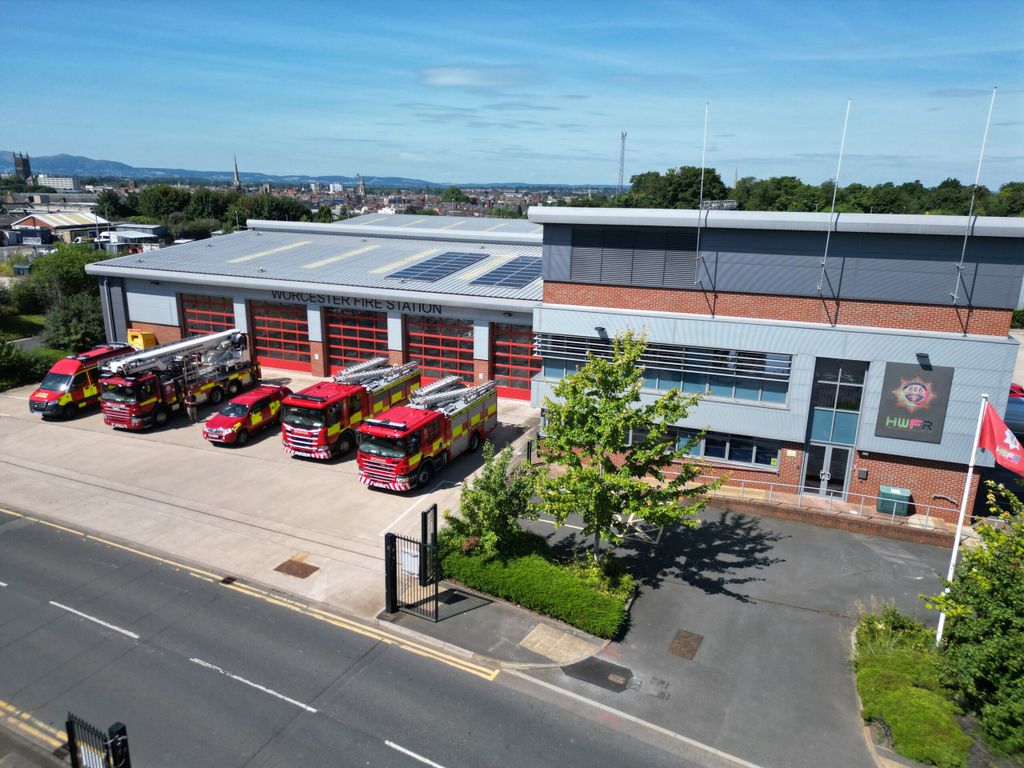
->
935, 393, 988, 646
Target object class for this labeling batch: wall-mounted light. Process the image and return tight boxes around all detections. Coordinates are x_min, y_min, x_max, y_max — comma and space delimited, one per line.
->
595, 326, 606, 333
916, 352, 933, 371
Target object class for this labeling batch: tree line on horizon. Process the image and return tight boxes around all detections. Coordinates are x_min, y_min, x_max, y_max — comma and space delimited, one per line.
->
567, 167, 1024, 217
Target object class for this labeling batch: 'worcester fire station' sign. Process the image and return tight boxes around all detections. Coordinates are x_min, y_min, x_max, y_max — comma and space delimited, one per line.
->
874, 362, 954, 444
269, 290, 442, 315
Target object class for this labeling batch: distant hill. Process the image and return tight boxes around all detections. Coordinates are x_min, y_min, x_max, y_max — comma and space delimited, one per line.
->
0, 151, 589, 190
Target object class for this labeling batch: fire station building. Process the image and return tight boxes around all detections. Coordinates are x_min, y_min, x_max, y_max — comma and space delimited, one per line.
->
86, 209, 1024, 519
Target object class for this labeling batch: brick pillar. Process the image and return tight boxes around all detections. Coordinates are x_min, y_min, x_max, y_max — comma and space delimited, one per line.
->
473, 358, 491, 383
309, 340, 327, 378
387, 349, 404, 365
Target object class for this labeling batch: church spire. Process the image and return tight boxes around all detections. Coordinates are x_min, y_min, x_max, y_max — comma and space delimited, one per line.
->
233, 155, 241, 190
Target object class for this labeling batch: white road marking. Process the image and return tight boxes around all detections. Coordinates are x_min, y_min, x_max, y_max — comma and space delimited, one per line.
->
48, 601, 140, 639
189, 658, 317, 713
385, 741, 448, 768
507, 670, 767, 768
0, 581, 8, 587
379, 481, 458, 536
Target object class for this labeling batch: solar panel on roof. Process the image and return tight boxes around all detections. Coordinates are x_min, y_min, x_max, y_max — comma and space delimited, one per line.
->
469, 256, 542, 289
387, 251, 487, 282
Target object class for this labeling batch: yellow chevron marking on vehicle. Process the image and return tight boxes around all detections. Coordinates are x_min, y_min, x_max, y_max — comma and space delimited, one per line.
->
228, 240, 313, 263
441, 220, 466, 230
485, 221, 508, 231
250, 412, 263, 426
327, 423, 341, 436
470, 414, 480, 426
371, 247, 441, 274
302, 244, 380, 270
408, 453, 422, 467
398, 218, 426, 228
83, 385, 98, 398
487, 404, 497, 415
453, 424, 464, 438
58, 393, 72, 406
457, 254, 514, 282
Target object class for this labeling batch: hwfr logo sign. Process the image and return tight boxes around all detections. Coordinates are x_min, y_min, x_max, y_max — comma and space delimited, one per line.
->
874, 362, 954, 444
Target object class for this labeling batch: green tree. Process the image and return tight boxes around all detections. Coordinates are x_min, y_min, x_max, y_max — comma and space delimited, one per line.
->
929, 482, 1024, 754
315, 205, 334, 223
43, 292, 106, 351
29, 243, 105, 305
625, 166, 727, 209
997, 182, 1024, 216
538, 330, 718, 559
444, 442, 537, 557
135, 184, 192, 218
439, 186, 470, 203
186, 186, 229, 220
487, 205, 524, 219
94, 189, 123, 221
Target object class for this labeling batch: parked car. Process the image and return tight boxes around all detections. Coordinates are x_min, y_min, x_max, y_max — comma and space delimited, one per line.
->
1004, 396, 1024, 437
1010, 383, 1024, 399
202, 385, 291, 446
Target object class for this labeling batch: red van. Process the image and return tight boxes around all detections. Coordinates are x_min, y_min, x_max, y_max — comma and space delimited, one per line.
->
30, 343, 134, 418
203, 385, 292, 446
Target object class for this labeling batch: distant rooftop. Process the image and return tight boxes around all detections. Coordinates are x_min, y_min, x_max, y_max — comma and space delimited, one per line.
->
13, 211, 107, 228
341, 212, 541, 235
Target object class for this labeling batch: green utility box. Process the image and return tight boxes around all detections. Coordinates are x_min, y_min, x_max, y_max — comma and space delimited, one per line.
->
12, 263, 31, 276
877, 485, 912, 516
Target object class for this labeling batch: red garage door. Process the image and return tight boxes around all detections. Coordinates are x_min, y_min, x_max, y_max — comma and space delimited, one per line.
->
405, 316, 474, 384
181, 294, 235, 336
325, 309, 388, 374
492, 323, 539, 400
250, 301, 310, 372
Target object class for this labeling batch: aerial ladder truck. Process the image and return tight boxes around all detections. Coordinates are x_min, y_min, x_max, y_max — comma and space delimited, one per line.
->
98, 329, 258, 430
280, 356, 421, 460
356, 376, 497, 491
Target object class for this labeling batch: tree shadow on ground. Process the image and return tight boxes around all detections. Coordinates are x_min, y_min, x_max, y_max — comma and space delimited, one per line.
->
545, 510, 788, 603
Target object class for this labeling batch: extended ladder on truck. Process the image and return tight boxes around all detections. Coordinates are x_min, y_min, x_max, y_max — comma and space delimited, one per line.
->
105, 329, 249, 377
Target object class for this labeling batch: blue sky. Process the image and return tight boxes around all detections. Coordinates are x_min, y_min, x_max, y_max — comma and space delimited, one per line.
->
7, 0, 1023, 186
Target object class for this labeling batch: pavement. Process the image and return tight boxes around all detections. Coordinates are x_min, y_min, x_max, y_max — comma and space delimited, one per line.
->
0, 369, 951, 768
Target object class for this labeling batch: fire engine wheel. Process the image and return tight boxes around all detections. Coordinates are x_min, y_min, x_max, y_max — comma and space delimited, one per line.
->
235, 429, 250, 446
153, 407, 170, 428
209, 388, 225, 405
62, 404, 77, 420
227, 381, 241, 396
416, 465, 433, 488
336, 434, 354, 457
469, 431, 481, 452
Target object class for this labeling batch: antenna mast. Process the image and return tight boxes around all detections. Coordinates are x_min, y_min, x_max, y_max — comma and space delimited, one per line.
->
695, 102, 709, 263
816, 98, 852, 300
617, 131, 627, 194
951, 87, 997, 310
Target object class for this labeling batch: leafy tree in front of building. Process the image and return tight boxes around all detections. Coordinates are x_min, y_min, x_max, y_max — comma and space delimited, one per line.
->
43, 292, 105, 351
624, 166, 728, 209
929, 482, 1024, 755
487, 205, 524, 219
439, 186, 471, 203
29, 243, 106, 304
538, 330, 718, 559
314, 205, 333, 223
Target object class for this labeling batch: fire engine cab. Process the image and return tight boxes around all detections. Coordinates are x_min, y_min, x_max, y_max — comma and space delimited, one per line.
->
99, 329, 258, 430
357, 376, 498, 491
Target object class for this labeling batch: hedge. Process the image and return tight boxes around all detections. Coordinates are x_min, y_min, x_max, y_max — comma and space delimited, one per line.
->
0, 341, 65, 392
441, 535, 633, 639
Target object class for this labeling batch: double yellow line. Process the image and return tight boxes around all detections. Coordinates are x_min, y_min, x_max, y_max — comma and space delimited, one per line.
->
0, 506, 498, 684
0, 697, 66, 750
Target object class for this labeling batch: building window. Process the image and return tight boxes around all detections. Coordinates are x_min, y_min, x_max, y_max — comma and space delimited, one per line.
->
809, 359, 868, 445
668, 427, 780, 469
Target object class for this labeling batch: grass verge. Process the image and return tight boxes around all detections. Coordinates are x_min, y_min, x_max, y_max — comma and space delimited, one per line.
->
440, 531, 634, 639
0, 313, 45, 340
854, 607, 971, 768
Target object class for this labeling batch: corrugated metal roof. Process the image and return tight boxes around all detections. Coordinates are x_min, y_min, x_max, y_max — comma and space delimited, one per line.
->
87, 225, 543, 302
13, 211, 108, 228
341, 213, 542, 235
528, 206, 1024, 238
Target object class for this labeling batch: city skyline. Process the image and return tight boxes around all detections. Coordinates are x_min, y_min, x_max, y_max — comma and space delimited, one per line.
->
7, 0, 1024, 187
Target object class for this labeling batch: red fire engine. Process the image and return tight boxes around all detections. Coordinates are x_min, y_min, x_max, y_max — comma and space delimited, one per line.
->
29, 342, 134, 418
357, 376, 498, 491
280, 357, 421, 460
99, 329, 258, 430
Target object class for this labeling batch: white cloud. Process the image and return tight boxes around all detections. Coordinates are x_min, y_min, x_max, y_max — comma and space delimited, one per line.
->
417, 66, 528, 92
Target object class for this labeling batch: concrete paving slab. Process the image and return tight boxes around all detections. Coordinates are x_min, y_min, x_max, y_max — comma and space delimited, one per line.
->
518, 622, 603, 664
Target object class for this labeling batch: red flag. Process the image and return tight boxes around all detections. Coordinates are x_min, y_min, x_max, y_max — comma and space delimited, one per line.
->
978, 402, 1024, 476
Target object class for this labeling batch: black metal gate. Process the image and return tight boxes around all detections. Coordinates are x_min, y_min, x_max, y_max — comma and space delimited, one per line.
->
385, 504, 440, 621
66, 712, 131, 768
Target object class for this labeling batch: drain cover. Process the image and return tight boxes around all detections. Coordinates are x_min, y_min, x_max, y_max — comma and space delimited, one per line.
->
274, 559, 319, 579
562, 657, 632, 692
668, 629, 703, 660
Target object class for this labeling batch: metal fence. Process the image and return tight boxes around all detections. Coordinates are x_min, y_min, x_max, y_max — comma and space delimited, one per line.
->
66, 713, 131, 768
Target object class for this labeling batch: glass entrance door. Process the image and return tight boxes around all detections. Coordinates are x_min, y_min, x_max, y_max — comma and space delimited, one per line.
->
803, 444, 851, 497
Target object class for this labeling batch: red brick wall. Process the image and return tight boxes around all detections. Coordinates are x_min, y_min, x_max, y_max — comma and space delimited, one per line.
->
388, 349, 405, 365
309, 340, 327, 378
848, 451, 978, 523
126, 321, 180, 345
472, 358, 491, 384
544, 282, 1010, 336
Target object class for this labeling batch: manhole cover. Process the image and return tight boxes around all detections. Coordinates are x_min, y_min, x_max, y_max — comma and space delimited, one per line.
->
274, 559, 319, 579
562, 657, 632, 692
668, 629, 703, 660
